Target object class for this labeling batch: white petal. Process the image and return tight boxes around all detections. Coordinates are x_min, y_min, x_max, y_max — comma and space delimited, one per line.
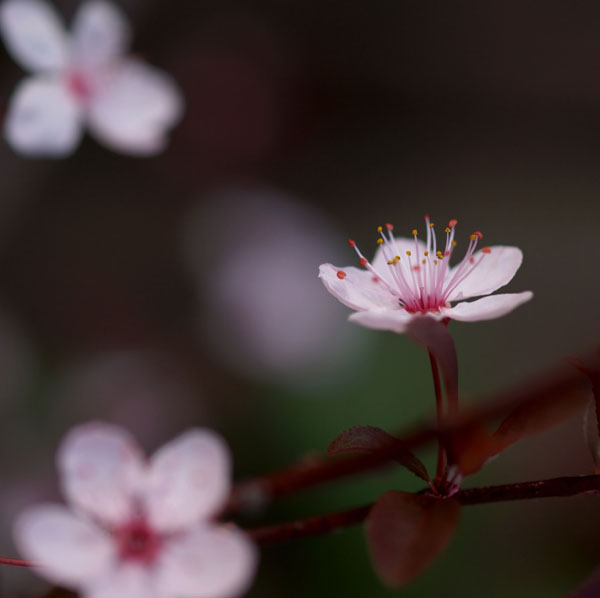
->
348, 307, 418, 333
0, 0, 68, 72
5, 76, 83, 157
71, 0, 130, 67
58, 421, 146, 526
157, 525, 257, 598
85, 564, 161, 598
442, 291, 533, 322
144, 429, 231, 533
14, 504, 114, 589
87, 59, 183, 155
446, 246, 524, 301
318, 263, 396, 312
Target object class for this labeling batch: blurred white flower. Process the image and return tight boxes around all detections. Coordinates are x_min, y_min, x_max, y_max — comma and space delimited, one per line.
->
182, 188, 365, 385
15, 422, 257, 598
0, 0, 183, 157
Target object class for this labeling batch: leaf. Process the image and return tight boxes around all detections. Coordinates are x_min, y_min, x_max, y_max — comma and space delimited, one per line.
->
453, 390, 588, 477
327, 425, 430, 482
407, 317, 458, 413
365, 491, 460, 588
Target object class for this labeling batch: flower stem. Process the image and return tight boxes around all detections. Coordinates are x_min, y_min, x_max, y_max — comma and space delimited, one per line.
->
428, 349, 446, 480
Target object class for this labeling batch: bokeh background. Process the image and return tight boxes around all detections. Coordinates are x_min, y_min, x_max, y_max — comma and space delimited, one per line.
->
0, 1, 600, 596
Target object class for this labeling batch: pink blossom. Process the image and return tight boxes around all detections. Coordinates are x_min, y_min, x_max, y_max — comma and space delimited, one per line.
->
14, 422, 257, 598
319, 216, 532, 333
0, 0, 183, 157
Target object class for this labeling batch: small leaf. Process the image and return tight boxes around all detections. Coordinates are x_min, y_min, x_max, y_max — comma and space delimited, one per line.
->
453, 391, 588, 477
365, 491, 460, 588
327, 425, 429, 482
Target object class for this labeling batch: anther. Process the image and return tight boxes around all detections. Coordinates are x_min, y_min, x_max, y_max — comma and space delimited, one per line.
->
406, 250, 411, 256
444, 227, 450, 233
482, 247, 491, 254
385, 223, 394, 230
377, 226, 383, 233
424, 251, 429, 256
448, 219, 457, 227
412, 229, 418, 236
429, 222, 435, 228
451, 241, 457, 247
348, 239, 355, 247
377, 238, 384, 245
337, 271, 347, 280
359, 257, 368, 267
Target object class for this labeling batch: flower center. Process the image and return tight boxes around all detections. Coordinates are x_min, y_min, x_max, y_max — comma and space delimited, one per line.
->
345, 216, 491, 313
115, 519, 162, 565
66, 71, 93, 103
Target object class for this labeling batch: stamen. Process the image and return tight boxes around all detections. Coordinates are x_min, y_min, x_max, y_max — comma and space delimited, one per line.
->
337, 271, 347, 280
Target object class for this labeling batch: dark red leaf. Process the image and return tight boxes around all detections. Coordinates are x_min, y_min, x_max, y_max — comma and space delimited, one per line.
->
327, 425, 430, 482
366, 491, 460, 588
407, 317, 458, 413
454, 390, 588, 477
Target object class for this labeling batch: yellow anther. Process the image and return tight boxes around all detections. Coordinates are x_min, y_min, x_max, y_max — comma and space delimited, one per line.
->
412, 229, 418, 236
429, 223, 435, 228
394, 256, 400, 263
424, 251, 429, 256
470, 234, 476, 241
376, 238, 383, 245
387, 259, 394, 265
422, 258, 426, 265
451, 240, 457, 247
405, 250, 411, 256
436, 250, 443, 257
444, 227, 450, 233
377, 226, 383, 233
434, 260, 438, 265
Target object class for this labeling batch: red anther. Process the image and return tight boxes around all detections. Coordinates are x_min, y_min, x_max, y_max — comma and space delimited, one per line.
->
448, 219, 458, 227
473, 231, 483, 239
482, 246, 491, 254
359, 257, 368, 267
347, 239, 355, 247
424, 214, 430, 220
412, 265, 421, 272
469, 257, 475, 264
385, 223, 394, 230
372, 276, 379, 283
337, 271, 347, 280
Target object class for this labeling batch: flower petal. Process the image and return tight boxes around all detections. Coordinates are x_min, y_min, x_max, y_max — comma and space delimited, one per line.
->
348, 307, 418, 333
71, 0, 130, 67
158, 525, 257, 598
318, 263, 396, 311
4, 76, 83, 157
85, 564, 161, 598
57, 422, 145, 526
14, 504, 114, 588
87, 59, 183, 155
0, 0, 68, 72
446, 246, 523, 301
144, 429, 230, 533
442, 291, 533, 322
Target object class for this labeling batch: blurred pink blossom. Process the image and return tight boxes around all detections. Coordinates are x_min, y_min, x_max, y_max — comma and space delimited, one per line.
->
0, 0, 183, 157
15, 422, 257, 598
320, 216, 532, 334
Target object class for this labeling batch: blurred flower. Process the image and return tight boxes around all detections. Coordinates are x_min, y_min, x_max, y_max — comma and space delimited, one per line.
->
182, 187, 365, 385
15, 422, 257, 598
0, 0, 183, 157
320, 216, 532, 334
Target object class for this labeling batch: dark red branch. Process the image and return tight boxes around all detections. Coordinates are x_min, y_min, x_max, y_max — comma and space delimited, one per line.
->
243, 474, 600, 544
227, 359, 590, 513
0, 557, 33, 567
